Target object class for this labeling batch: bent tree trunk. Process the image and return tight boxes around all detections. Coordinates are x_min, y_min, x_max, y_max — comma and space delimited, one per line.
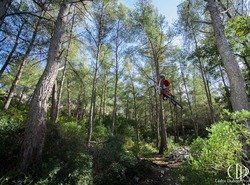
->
0, 22, 24, 78
207, 0, 250, 114
20, 0, 70, 170
3, 16, 42, 111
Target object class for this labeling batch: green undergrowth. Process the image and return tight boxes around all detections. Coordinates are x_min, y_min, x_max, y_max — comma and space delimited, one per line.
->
0, 114, 155, 185
173, 110, 250, 185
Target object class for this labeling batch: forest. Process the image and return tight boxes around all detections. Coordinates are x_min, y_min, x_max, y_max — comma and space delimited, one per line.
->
0, 0, 250, 184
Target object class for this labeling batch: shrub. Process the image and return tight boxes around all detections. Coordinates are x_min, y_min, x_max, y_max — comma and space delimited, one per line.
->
0, 114, 25, 176
93, 136, 142, 185
175, 110, 250, 184
0, 118, 93, 185
190, 110, 250, 173
92, 124, 110, 141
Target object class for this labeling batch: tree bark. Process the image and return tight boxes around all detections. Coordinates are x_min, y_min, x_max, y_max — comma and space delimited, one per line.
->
207, 0, 250, 114
17, 86, 28, 108
67, 79, 71, 116
218, 64, 233, 111
154, 88, 160, 148
54, 10, 75, 122
102, 75, 108, 118
179, 59, 198, 136
178, 85, 185, 141
198, 58, 215, 123
158, 96, 167, 154
87, 1, 107, 146
131, 78, 139, 143
192, 28, 215, 124
111, 23, 120, 134
51, 82, 58, 122
98, 80, 104, 124
20, 0, 71, 170
88, 45, 100, 146
0, 0, 12, 28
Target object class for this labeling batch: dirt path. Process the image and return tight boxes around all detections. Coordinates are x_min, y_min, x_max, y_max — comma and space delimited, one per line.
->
134, 155, 181, 185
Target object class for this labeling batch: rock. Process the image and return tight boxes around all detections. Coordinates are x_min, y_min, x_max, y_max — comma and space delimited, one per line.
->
166, 147, 190, 162
134, 176, 140, 182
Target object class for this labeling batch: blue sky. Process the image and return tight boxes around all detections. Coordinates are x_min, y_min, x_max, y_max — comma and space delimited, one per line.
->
120, 0, 183, 24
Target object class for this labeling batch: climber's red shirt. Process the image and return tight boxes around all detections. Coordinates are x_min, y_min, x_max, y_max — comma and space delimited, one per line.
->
160, 79, 170, 88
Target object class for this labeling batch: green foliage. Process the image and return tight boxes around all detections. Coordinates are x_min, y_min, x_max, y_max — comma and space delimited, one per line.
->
191, 110, 250, 171
115, 117, 136, 138
0, 112, 25, 176
92, 136, 142, 185
92, 124, 110, 141
31, 153, 93, 185
173, 163, 222, 185
1, 119, 93, 185
136, 142, 158, 156
175, 110, 250, 184
0, 59, 43, 92
227, 16, 250, 43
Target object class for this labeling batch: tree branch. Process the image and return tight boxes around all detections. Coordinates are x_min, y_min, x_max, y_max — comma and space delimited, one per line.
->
6, 12, 55, 22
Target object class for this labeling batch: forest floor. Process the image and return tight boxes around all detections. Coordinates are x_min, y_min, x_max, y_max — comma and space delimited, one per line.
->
134, 155, 181, 185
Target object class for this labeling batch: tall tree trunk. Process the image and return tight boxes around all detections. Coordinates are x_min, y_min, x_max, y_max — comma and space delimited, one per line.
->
20, 0, 71, 170
54, 10, 75, 121
158, 96, 167, 154
192, 30, 215, 124
149, 44, 167, 153
131, 78, 139, 143
67, 79, 71, 116
208, 0, 250, 162
98, 71, 107, 124
178, 85, 185, 141
0, 0, 12, 28
179, 59, 198, 136
125, 94, 128, 120
111, 30, 119, 134
17, 86, 28, 108
87, 1, 108, 146
149, 90, 155, 141
170, 103, 176, 142
88, 43, 101, 146
174, 106, 179, 142
198, 58, 215, 123
98, 83, 104, 124
111, 76, 118, 134
0, 22, 24, 78
3, 16, 41, 110
218, 64, 233, 111
102, 77, 107, 118
240, 55, 250, 81
207, 0, 250, 113
51, 82, 58, 122
155, 61, 167, 154
154, 89, 160, 148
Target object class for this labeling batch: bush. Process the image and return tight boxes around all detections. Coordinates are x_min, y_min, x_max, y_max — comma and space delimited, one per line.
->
190, 110, 250, 172
133, 142, 158, 157
34, 120, 93, 184
175, 110, 250, 184
92, 136, 142, 185
0, 114, 25, 176
92, 124, 110, 141
0, 119, 93, 185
